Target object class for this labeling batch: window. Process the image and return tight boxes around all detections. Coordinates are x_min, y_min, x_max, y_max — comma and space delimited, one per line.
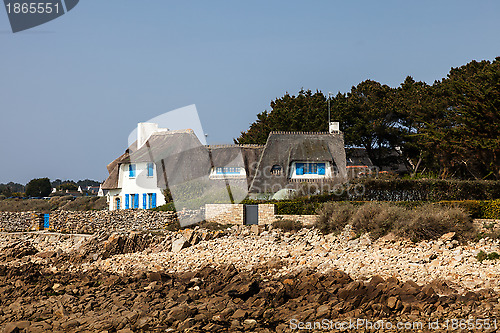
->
147, 163, 154, 177
215, 167, 242, 175
271, 165, 282, 175
148, 193, 157, 208
129, 164, 136, 178
115, 197, 121, 210
295, 162, 326, 175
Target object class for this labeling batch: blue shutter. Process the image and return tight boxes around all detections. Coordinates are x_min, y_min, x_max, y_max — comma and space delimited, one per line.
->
125, 194, 130, 209
143, 193, 147, 209
296, 163, 304, 175
148, 163, 154, 177
318, 163, 325, 175
134, 194, 139, 209
152, 193, 157, 208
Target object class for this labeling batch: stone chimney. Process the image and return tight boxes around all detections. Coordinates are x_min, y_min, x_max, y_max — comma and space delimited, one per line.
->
329, 122, 340, 134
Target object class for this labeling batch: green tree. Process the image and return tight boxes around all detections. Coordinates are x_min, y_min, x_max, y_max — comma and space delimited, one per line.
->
236, 89, 328, 144
25, 178, 52, 197
417, 58, 500, 179
57, 183, 78, 191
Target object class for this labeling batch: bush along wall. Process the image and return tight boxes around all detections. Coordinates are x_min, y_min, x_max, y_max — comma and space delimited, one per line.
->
346, 179, 500, 202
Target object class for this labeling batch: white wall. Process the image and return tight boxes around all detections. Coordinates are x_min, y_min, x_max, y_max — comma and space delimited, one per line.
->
108, 162, 166, 211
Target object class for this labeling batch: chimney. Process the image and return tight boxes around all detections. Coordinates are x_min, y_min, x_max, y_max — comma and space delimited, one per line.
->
329, 122, 340, 134
137, 122, 159, 149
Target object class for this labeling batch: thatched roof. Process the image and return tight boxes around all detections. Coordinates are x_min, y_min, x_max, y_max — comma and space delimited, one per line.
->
102, 130, 348, 194
346, 148, 373, 167
249, 131, 347, 193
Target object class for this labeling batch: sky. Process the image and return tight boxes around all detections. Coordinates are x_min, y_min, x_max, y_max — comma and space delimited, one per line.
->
1, 0, 499, 184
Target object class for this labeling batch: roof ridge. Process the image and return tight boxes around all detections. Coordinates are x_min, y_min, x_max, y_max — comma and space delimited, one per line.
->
150, 129, 194, 136
269, 131, 335, 135
205, 144, 264, 148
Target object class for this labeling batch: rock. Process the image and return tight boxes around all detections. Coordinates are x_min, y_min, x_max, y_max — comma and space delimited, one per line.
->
117, 329, 134, 333
316, 304, 330, 318
440, 232, 456, 242
171, 237, 190, 253
387, 296, 398, 309
60, 319, 80, 330
231, 309, 247, 319
136, 316, 153, 330
243, 319, 257, 329
3, 323, 19, 333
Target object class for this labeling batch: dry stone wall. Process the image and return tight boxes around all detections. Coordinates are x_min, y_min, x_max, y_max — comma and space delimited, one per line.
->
0, 210, 177, 234
205, 204, 244, 225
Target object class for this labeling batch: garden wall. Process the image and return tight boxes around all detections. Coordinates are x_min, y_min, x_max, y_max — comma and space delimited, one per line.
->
0, 210, 177, 234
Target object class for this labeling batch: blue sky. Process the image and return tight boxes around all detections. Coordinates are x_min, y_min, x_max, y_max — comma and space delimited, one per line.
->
1, 1, 499, 184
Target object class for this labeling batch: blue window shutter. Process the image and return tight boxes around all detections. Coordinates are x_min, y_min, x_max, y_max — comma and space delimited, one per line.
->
134, 194, 139, 208
296, 163, 304, 175
148, 163, 154, 176
125, 194, 129, 209
143, 193, 147, 209
152, 193, 157, 208
318, 163, 325, 175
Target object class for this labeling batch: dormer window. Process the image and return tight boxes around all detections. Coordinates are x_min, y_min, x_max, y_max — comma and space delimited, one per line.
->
210, 166, 246, 179
295, 162, 325, 175
216, 167, 242, 175
271, 165, 282, 175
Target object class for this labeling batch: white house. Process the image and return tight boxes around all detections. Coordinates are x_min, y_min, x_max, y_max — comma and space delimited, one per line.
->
102, 123, 177, 211
102, 122, 355, 210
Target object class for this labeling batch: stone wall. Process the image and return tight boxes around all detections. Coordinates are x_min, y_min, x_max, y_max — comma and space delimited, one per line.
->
205, 204, 244, 225
0, 212, 35, 232
205, 203, 319, 226
0, 210, 177, 234
258, 204, 276, 225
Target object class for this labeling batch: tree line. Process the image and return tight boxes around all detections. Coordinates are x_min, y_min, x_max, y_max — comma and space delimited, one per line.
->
0, 178, 102, 198
235, 58, 500, 180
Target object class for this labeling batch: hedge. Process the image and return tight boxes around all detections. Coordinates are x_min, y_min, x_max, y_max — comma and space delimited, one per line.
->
347, 179, 500, 201
242, 198, 500, 219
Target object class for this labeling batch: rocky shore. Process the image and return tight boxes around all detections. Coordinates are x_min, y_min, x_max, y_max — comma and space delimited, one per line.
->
1, 226, 500, 332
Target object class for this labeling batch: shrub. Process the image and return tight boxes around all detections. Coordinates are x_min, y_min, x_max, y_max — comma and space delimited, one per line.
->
477, 250, 487, 262
59, 197, 107, 211
348, 179, 500, 201
316, 201, 473, 242
438, 200, 484, 218
315, 202, 357, 234
351, 202, 409, 240
482, 200, 500, 219
488, 252, 500, 260
394, 204, 472, 242
196, 220, 231, 230
152, 202, 176, 212
272, 219, 303, 232
476, 251, 499, 262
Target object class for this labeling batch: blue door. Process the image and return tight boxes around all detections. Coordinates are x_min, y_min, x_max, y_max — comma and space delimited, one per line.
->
43, 214, 50, 229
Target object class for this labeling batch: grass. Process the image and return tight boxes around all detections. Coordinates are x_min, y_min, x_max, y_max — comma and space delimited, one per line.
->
0, 196, 107, 212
